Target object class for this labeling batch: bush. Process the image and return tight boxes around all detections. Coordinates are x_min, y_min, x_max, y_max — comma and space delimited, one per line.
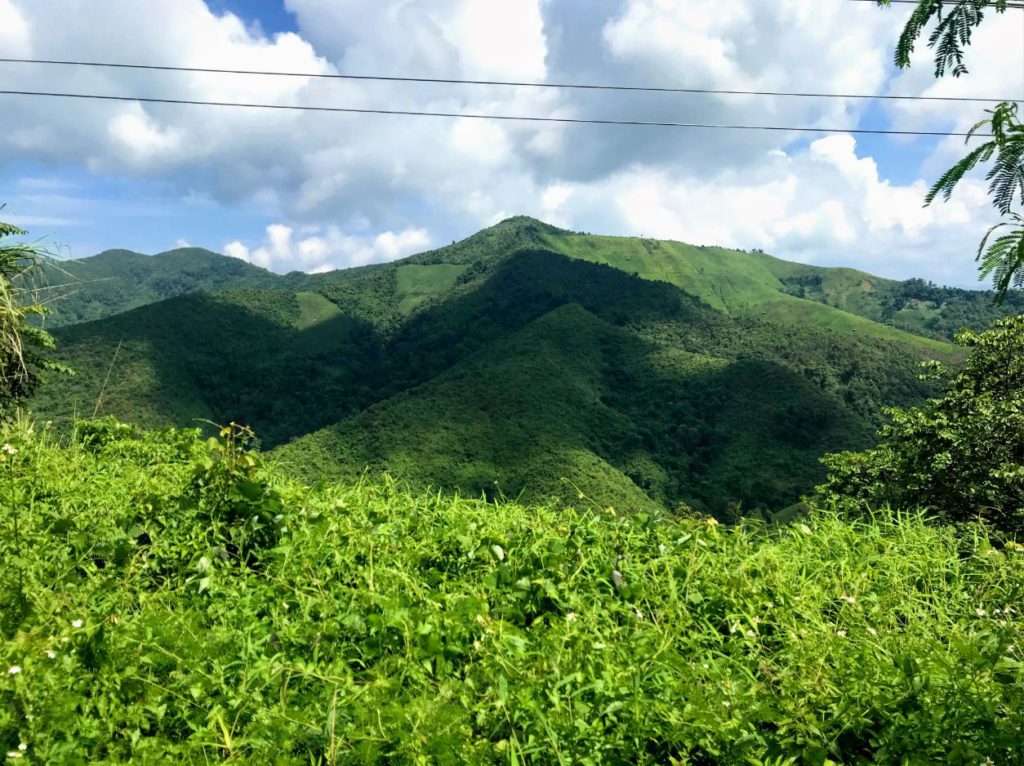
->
1, 422, 1023, 762
820, 315, 1024, 534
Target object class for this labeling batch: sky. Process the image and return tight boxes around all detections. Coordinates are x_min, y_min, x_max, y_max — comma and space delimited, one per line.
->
0, 0, 1021, 286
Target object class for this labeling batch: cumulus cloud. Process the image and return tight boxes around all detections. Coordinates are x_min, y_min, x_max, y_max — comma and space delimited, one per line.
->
0, 0, 30, 56
0, 0, 1009, 286
225, 223, 431, 272
543, 134, 992, 285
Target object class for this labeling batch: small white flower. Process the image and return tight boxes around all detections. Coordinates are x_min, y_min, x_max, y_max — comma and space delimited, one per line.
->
7, 751, 23, 759
745, 630, 756, 638
71, 619, 83, 629
472, 640, 482, 651
836, 630, 847, 637
702, 663, 710, 669
867, 627, 878, 637
634, 608, 645, 621
1, 444, 16, 455
566, 612, 577, 623
17, 744, 26, 752
7, 666, 20, 675
45, 650, 56, 660
840, 595, 856, 604
976, 608, 988, 618
721, 701, 731, 708
658, 544, 667, 555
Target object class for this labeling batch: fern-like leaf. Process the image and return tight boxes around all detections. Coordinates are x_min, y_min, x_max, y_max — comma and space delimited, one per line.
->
879, 1, 1009, 77
925, 141, 995, 205
976, 214, 1024, 302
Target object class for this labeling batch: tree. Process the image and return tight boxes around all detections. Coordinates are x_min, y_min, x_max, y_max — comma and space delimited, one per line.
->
877, 0, 1023, 300
819, 315, 1024, 534
0, 220, 64, 413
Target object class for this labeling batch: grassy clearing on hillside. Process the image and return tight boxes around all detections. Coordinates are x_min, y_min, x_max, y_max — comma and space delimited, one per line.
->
2, 420, 1023, 763
395, 264, 469, 313
543, 231, 953, 352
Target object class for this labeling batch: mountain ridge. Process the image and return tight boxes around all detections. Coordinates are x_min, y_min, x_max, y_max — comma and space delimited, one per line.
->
41, 216, 1023, 342
30, 223, 963, 517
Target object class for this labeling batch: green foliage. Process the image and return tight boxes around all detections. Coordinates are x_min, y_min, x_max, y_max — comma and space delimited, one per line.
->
36, 246, 279, 326
927, 103, 1024, 217
820, 315, 1024, 533
0, 221, 68, 415
273, 251, 938, 516
32, 224, 954, 517
977, 212, 1024, 296
3, 421, 1024, 762
878, 0, 1010, 78
870, 277, 1024, 340
185, 422, 286, 561
877, 2, 1022, 299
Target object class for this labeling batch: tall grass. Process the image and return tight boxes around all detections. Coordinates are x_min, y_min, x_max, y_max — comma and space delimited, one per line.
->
1, 420, 1023, 763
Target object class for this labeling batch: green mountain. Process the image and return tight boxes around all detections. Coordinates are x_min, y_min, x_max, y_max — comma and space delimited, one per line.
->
32, 246, 278, 326
38, 217, 1024, 340
30, 218, 972, 517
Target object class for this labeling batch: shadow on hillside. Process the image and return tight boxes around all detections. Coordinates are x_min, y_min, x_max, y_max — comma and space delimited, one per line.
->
279, 251, 900, 516
45, 291, 381, 446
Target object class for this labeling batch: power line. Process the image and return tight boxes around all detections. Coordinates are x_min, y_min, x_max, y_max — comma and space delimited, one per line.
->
0, 89, 995, 137
0, 57, 1017, 105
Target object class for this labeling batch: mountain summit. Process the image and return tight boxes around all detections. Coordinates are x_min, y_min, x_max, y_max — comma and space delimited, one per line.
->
30, 219, 1023, 517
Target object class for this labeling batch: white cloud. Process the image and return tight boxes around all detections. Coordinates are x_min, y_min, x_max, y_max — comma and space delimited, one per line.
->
0, 0, 1010, 287
0, 0, 30, 56
225, 223, 431, 272
107, 107, 187, 166
542, 134, 992, 285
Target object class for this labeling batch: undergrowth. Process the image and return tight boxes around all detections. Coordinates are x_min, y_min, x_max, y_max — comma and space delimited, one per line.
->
1, 418, 1023, 763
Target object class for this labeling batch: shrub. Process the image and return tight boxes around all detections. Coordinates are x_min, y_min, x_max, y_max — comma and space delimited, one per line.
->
820, 315, 1024, 534
1, 422, 1023, 762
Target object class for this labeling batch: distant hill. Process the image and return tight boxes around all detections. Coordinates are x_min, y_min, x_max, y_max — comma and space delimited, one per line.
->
37, 217, 1023, 340
30, 219, 971, 517
31, 247, 278, 326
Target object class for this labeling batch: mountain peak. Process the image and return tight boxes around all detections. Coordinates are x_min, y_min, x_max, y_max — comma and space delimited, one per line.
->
489, 215, 565, 235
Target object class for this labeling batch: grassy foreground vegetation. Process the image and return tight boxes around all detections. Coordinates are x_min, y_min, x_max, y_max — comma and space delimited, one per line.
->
2, 420, 1024, 763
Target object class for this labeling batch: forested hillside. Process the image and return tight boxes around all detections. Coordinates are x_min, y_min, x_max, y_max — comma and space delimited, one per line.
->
40, 217, 1023, 340
30, 218, 961, 516
32, 247, 279, 326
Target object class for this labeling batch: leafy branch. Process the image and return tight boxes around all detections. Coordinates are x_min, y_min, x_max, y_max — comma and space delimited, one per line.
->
878, 0, 1010, 77
0, 219, 67, 410
877, 0, 1022, 301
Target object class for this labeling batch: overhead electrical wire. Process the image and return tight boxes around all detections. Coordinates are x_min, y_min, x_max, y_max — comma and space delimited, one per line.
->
0, 89, 995, 137
0, 57, 1015, 104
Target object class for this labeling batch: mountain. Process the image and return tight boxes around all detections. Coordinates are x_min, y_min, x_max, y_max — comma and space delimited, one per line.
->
30, 217, 971, 517
37, 217, 1024, 339
32, 247, 278, 326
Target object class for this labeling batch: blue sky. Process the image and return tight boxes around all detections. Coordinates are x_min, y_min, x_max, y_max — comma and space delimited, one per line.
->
0, 0, 1018, 286
207, 0, 297, 35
